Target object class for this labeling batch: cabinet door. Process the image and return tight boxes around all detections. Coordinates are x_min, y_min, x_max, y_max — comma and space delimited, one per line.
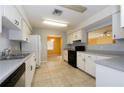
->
25, 58, 32, 87
76, 30, 82, 40
121, 6, 124, 27
77, 52, 85, 71
85, 54, 96, 77
22, 20, 30, 41
64, 50, 68, 61
112, 12, 124, 39
3, 5, 22, 30
96, 64, 124, 87
25, 54, 36, 87
73, 32, 77, 41
0, 6, 2, 33
30, 54, 36, 80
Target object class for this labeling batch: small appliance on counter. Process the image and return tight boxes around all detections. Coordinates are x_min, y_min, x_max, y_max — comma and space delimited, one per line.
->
68, 46, 85, 68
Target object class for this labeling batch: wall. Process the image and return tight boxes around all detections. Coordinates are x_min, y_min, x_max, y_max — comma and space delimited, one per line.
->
47, 36, 62, 56
67, 5, 120, 34
32, 28, 67, 62
83, 19, 124, 52
66, 5, 124, 52
0, 26, 20, 53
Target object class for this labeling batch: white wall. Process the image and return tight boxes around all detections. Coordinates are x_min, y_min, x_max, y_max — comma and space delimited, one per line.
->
67, 5, 120, 34
32, 28, 67, 62
0, 27, 20, 53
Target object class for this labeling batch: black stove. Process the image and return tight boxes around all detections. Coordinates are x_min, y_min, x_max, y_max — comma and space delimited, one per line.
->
68, 46, 85, 68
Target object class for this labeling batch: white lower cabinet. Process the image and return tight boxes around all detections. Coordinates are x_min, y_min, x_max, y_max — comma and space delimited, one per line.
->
96, 64, 124, 87
77, 52, 85, 71
63, 50, 68, 62
25, 54, 36, 87
77, 52, 112, 77
85, 54, 96, 77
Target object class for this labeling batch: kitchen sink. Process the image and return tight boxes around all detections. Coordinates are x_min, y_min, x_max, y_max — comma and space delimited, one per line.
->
0, 53, 30, 60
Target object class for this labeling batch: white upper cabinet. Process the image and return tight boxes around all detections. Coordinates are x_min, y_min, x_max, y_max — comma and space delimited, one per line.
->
73, 30, 82, 41
9, 19, 31, 41
112, 12, 124, 39
67, 33, 73, 44
3, 5, 22, 30
0, 6, 2, 33
120, 6, 124, 27
67, 30, 84, 44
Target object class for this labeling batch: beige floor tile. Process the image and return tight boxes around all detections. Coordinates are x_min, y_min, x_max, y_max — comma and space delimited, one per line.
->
32, 56, 96, 87
32, 79, 53, 87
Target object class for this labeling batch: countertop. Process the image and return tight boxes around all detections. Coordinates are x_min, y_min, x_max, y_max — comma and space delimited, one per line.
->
0, 53, 33, 84
95, 56, 124, 72
77, 50, 124, 72
77, 51, 123, 57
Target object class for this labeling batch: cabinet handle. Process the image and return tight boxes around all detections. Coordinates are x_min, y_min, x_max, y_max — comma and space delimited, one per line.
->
17, 21, 19, 25
88, 56, 91, 58
114, 34, 116, 38
30, 65, 33, 71
14, 19, 19, 25
14, 19, 18, 25
82, 58, 85, 62
26, 38, 28, 41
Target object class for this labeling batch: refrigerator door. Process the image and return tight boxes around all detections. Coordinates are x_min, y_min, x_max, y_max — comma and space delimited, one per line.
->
22, 35, 41, 67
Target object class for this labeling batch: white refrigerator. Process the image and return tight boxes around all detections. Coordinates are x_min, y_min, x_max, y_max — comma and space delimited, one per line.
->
22, 35, 41, 67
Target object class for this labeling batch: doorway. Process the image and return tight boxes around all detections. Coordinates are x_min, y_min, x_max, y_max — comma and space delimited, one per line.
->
47, 35, 62, 62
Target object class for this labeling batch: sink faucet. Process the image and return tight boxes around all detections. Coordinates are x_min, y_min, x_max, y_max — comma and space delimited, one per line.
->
1, 48, 11, 57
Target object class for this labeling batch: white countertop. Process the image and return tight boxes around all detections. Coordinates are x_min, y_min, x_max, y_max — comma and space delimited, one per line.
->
77, 51, 124, 72
95, 56, 124, 72
77, 51, 118, 57
0, 53, 33, 84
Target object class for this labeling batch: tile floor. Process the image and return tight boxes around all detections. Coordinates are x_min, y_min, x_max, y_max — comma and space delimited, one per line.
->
32, 56, 96, 87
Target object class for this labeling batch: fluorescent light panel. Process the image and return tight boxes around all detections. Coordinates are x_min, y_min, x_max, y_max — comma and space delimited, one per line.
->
43, 19, 68, 27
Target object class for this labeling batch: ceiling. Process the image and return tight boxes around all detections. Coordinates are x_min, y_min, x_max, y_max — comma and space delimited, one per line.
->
22, 5, 109, 31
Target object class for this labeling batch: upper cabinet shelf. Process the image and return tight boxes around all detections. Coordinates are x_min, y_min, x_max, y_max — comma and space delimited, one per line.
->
2, 5, 22, 30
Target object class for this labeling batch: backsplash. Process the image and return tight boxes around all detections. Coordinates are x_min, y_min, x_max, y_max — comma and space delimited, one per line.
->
65, 42, 86, 50
87, 39, 124, 52
0, 26, 20, 53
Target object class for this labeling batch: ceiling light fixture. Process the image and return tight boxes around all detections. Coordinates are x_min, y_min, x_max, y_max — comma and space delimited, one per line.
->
42, 19, 68, 27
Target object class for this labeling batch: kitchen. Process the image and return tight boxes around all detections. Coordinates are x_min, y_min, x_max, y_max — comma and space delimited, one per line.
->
0, 5, 124, 87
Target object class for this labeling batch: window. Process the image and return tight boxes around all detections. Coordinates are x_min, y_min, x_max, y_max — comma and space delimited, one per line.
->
47, 40, 54, 50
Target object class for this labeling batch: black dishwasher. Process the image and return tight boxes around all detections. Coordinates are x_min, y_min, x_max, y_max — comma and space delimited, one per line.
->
0, 63, 25, 87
